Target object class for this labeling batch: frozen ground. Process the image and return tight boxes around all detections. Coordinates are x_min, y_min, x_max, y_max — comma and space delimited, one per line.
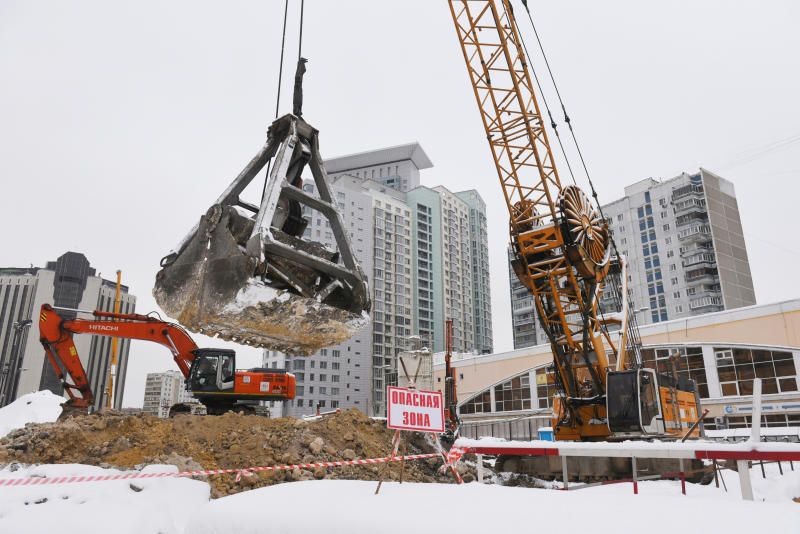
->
0, 391, 63, 438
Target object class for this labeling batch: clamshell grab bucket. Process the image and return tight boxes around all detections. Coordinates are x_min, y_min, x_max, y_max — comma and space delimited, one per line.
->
153, 114, 370, 355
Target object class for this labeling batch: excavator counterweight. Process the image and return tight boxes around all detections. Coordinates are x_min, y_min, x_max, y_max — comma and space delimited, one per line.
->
153, 114, 370, 355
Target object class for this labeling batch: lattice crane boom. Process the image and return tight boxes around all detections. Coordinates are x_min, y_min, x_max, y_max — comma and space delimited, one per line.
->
449, 0, 616, 440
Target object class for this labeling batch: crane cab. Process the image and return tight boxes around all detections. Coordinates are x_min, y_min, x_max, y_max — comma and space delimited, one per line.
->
606, 368, 701, 439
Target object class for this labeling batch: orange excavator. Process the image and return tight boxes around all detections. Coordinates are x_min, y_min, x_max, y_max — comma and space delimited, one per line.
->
38, 303, 295, 415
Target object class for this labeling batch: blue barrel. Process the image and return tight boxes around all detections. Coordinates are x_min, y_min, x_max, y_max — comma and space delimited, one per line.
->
537, 427, 554, 441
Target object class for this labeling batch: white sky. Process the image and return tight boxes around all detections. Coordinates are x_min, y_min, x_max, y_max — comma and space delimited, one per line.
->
1, 1, 798, 407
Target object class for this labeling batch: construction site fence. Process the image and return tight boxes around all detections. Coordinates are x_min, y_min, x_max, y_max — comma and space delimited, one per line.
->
459, 414, 552, 441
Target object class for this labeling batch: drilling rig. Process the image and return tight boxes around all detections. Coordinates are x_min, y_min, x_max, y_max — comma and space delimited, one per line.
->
448, 0, 704, 478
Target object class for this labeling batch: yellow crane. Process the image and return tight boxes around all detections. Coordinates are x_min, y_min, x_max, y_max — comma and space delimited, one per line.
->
448, 0, 701, 443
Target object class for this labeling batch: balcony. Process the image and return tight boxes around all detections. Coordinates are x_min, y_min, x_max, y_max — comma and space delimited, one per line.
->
685, 266, 718, 286
673, 197, 707, 216
676, 211, 709, 227
683, 252, 716, 268
689, 295, 723, 311
671, 183, 704, 201
678, 224, 712, 243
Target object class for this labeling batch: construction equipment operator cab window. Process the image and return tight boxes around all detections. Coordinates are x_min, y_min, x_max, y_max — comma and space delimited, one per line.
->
189, 349, 236, 393
219, 354, 234, 390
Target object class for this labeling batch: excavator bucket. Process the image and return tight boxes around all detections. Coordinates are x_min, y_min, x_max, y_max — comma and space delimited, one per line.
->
153, 114, 370, 355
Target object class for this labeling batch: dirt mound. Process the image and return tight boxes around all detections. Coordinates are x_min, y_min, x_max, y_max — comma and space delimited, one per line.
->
0, 409, 464, 496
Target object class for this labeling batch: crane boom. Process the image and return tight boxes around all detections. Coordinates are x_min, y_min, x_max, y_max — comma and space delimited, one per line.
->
449, 0, 614, 440
449, 1, 702, 445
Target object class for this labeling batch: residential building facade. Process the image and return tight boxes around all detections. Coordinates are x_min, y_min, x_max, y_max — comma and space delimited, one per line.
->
456, 190, 493, 354
0, 252, 136, 410
508, 247, 547, 350
142, 370, 194, 418
264, 142, 492, 417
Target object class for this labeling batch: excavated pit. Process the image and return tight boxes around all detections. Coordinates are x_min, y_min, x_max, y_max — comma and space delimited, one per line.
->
0, 409, 469, 497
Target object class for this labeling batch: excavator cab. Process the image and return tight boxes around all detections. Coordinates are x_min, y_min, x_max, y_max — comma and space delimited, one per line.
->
153, 114, 370, 355
187, 349, 236, 393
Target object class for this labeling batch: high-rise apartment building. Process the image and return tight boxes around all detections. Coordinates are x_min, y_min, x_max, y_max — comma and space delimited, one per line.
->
457, 190, 493, 354
508, 247, 547, 350
408, 186, 478, 354
142, 370, 194, 418
509, 168, 756, 349
265, 142, 492, 417
0, 252, 136, 410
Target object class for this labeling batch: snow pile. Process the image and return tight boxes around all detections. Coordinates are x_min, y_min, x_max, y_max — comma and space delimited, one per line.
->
222, 279, 284, 314
588, 462, 800, 504
0, 464, 209, 534
0, 462, 796, 533
185, 477, 799, 534
456, 436, 800, 455
0, 391, 64, 439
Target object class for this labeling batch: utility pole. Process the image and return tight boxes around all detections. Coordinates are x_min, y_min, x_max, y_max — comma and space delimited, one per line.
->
104, 270, 122, 411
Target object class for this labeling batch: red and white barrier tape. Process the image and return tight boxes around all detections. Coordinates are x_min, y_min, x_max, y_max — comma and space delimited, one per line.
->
0, 453, 441, 487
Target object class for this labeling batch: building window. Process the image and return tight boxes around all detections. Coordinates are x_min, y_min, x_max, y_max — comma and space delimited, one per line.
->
535, 367, 556, 409
716, 348, 797, 396
494, 375, 531, 412
641, 346, 709, 398
460, 390, 490, 414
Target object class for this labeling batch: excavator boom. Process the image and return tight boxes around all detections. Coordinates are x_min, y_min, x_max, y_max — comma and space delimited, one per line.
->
38, 304, 294, 413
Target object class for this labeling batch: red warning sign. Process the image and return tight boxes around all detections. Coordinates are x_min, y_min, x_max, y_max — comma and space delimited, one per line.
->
386, 386, 445, 433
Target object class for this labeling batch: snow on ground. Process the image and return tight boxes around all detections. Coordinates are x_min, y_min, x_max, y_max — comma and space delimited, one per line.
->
0, 462, 796, 533
0, 391, 64, 438
186, 475, 799, 534
0, 464, 209, 534
582, 461, 800, 504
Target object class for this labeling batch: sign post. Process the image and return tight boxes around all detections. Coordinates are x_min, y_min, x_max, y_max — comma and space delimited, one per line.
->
387, 387, 445, 433
375, 355, 462, 495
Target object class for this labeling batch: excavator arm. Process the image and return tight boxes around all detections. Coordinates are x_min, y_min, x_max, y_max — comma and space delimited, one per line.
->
38, 304, 199, 408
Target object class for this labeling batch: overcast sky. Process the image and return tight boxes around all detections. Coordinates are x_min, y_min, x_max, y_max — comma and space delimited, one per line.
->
2, 1, 798, 408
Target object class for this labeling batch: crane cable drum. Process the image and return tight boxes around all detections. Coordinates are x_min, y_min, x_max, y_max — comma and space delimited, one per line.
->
512, 0, 642, 368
